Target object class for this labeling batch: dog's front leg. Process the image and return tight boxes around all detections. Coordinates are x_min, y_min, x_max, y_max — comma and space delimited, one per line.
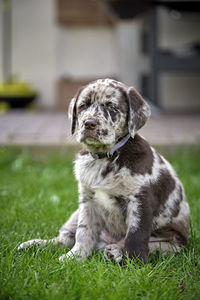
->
59, 201, 101, 262
124, 196, 153, 264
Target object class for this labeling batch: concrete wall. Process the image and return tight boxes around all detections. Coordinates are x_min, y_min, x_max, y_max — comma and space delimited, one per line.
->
56, 20, 146, 92
161, 74, 200, 111
0, 0, 3, 81
56, 26, 118, 79
116, 18, 149, 92
11, 0, 57, 107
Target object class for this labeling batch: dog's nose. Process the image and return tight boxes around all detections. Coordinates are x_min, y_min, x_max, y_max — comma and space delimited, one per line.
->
84, 119, 97, 130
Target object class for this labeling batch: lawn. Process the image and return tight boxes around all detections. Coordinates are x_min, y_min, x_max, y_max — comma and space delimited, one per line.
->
0, 146, 200, 300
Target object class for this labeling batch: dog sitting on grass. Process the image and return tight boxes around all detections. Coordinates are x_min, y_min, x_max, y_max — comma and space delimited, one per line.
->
18, 79, 190, 264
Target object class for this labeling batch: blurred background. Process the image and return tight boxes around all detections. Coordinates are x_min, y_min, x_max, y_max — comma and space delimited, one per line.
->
0, 0, 200, 146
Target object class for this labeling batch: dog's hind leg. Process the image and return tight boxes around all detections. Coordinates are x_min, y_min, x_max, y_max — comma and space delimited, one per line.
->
148, 236, 181, 255
18, 209, 79, 251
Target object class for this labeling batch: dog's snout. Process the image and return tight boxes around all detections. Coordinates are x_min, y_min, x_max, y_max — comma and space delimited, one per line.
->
84, 119, 97, 130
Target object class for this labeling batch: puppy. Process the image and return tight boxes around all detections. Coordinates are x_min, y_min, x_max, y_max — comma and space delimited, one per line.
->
18, 79, 190, 263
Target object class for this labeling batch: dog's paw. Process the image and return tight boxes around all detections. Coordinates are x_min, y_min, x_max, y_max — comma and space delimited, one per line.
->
17, 239, 47, 251
104, 244, 124, 263
59, 248, 88, 262
59, 252, 75, 263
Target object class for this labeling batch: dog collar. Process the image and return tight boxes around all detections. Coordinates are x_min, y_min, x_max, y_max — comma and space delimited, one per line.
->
90, 133, 131, 159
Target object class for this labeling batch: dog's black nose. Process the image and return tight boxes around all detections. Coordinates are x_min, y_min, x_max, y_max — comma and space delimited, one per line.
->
84, 119, 97, 130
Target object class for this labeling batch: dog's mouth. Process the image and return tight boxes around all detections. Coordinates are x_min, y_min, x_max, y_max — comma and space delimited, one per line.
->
83, 136, 102, 146
80, 131, 100, 144
80, 132, 112, 152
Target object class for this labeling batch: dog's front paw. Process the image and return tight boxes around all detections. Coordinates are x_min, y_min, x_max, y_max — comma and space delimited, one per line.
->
17, 239, 47, 251
104, 244, 124, 263
59, 252, 76, 262
59, 248, 88, 262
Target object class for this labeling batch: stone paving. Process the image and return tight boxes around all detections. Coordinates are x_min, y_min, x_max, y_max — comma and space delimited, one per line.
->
0, 111, 200, 146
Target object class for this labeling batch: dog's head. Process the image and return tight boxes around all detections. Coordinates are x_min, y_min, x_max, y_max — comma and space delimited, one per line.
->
68, 79, 151, 152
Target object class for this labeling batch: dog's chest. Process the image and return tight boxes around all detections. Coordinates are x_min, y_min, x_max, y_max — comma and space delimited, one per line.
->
75, 154, 115, 188
75, 154, 141, 237
93, 189, 127, 237
94, 190, 116, 212
75, 153, 144, 194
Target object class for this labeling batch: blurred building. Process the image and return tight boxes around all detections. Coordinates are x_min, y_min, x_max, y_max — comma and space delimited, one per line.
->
0, 0, 200, 112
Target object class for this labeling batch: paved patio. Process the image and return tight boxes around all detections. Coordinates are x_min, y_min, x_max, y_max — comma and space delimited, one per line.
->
0, 111, 200, 146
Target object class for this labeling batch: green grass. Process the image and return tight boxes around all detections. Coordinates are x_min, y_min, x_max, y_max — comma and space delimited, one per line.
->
0, 146, 200, 300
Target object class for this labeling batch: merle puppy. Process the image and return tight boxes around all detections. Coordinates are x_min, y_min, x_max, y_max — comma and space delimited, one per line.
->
18, 79, 190, 263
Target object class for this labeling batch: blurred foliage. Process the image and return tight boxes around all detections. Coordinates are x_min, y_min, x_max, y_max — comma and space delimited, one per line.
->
0, 79, 37, 97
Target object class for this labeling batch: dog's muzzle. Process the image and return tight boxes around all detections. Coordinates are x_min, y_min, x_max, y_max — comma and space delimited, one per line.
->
80, 118, 101, 144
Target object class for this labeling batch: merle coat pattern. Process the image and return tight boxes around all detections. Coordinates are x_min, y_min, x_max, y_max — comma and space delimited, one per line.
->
18, 79, 190, 263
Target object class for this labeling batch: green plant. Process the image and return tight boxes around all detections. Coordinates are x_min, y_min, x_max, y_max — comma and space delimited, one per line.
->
0, 79, 37, 97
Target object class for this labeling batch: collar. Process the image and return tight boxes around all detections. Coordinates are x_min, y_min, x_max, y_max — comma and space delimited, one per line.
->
90, 133, 131, 159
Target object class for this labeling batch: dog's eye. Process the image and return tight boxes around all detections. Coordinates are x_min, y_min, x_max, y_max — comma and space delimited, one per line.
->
106, 102, 118, 111
78, 102, 89, 111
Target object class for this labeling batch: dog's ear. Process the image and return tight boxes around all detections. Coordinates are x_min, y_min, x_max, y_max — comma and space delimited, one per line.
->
127, 87, 151, 138
68, 86, 85, 135
68, 97, 76, 135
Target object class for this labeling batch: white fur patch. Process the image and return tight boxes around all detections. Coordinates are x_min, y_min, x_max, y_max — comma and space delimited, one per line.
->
94, 190, 115, 212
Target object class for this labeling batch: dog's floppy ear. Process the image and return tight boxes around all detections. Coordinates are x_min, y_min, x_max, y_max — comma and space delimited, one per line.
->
127, 87, 151, 138
68, 97, 76, 135
68, 86, 85, 135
